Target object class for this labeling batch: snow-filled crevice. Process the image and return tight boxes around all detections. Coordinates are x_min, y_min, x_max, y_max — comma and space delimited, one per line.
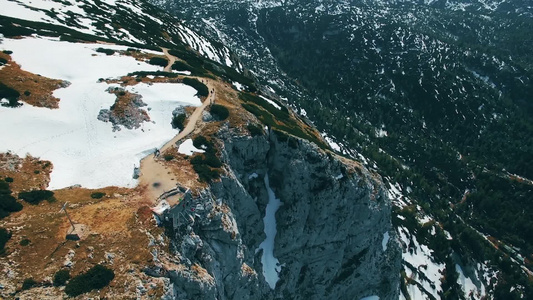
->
258, 173, 282, 289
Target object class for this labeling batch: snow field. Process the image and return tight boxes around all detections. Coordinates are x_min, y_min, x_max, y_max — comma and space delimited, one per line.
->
0, 37, 201, 189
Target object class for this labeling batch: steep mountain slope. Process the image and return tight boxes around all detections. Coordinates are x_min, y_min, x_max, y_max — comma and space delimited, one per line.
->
0, 0, 400, 298
153, 0, 533, 299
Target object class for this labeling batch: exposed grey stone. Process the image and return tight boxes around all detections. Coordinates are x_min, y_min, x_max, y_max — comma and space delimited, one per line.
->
172, 106, 186, 117
158, 129, 400, 299
202, 111, 214, 122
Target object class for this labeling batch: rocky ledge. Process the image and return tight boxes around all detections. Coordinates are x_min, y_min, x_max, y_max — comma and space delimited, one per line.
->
155, 128, 401, 300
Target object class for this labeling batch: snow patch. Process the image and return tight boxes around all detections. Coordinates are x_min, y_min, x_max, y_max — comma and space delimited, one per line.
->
233, 81, 244, 91
321, 133, 341, 152
259, 95, 281, 110
258, 174, 282, 289
360, 296, 379, 300
382, 231, 390, 251
177, 139, 205, 156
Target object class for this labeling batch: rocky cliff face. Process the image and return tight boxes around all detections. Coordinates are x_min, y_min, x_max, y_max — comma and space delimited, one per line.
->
160, 128, 401, 299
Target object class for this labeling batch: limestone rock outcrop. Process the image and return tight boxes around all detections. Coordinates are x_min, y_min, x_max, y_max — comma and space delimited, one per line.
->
159, 128, 401, 299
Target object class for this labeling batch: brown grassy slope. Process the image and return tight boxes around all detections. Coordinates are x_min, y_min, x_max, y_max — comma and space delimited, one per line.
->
0, 52, 69, 109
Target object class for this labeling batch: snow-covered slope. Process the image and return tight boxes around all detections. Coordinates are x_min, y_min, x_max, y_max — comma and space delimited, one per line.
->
0, 0, 247, 189
0, 0, 240, 69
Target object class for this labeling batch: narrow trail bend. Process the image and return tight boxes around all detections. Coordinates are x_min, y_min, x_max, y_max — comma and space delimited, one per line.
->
138, 49, 216, 204
161, 47, 177, 73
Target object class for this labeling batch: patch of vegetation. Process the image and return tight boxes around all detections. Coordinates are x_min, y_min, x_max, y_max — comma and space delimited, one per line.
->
164, 154, 174, 161
168, 48, 208, 76
18, 190, 54, 205
458, 172, 533, 254
53, 269, 70, 287
65, 265, 114, 297
95, 48, 115, 55
190, 136, 222, 182
191, 153, 222, 168
240, 92, 288, 115
148, 56, 168, 67
90, 192, 106, 199
0, 57, 7, 65
172, 113, 186, 130
22, 278, 37, 290
171, 61, 190, 72
0, 228, 11, 255
240, 92, 328, 149
0, 179, 23, 219
192, 135, 211, 149
209, 104, 229, 121
203, 62, 256, 91
0, 82, 22, 108
19, 239, 30, 246
247, 123, 264, 136
182, 78, 209, 97
4, 177, 13, 183
2, 50, 13, 55
191, 162, 220, 183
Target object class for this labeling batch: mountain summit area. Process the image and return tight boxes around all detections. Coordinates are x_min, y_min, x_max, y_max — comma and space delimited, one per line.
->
1, 0, 532, 299
0, 0, 398, 299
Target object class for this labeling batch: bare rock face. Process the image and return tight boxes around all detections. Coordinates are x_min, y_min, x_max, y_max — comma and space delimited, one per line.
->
98, 87, 150, 131
159, 129, 401, 299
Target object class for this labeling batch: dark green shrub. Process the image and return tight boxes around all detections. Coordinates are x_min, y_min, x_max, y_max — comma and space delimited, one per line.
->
2, 50, 13, 55
168, 49, 205, 69
288, 137, 299, 149
182, 78, 209, 97
247, 124, 264, 137
4, 177, 13, 183
192, 163, 220, 183
172, 113, 186, 130
148, 57, 168, 67
164, 154, 174, 161
24, 90, 31, 96
90, 192, 106, 199
204, 153, 222, 168
0, 82, 21, 108
22, 278, 37, 290
192, 135, 210, 150
0, 57, 7, 65
0, 228, 11, 255
19, 238, 30, 246
0, 179, 23, 219
95, 48, 115, 55
65, 265, 114, 297
209, 104, 229, 121
190, 136, 222, 182
171, 61, 190, 71
53, 269, 70, 287
18, 190, 54, 205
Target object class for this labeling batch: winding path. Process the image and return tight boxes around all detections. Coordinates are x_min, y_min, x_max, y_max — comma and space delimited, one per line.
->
161, 48, 177, 73
137, 50, 216, 203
